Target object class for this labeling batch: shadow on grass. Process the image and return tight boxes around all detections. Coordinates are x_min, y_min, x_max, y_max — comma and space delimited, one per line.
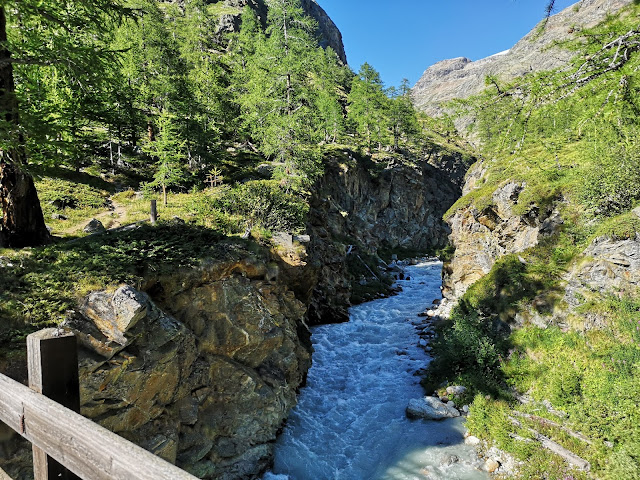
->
0, 223, 243, 333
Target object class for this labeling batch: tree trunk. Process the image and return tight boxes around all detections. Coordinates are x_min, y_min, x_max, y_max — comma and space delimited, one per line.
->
0, 7, 49, 248
162, 184, 167, 206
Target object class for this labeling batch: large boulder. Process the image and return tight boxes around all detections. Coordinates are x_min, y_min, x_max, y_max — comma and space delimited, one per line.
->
62, 255, 312, 480
406, 396, 461, 420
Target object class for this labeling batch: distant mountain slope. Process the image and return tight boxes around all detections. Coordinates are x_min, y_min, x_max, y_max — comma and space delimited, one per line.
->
411, 0, 633, 116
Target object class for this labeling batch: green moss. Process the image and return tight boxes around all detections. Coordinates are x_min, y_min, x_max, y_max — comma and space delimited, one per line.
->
444, 183, 495, 219
592, 210, 640, 240
0, 224, 231, 328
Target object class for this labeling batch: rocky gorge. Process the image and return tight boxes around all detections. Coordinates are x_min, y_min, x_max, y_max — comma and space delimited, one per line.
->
0, 145, 470, 479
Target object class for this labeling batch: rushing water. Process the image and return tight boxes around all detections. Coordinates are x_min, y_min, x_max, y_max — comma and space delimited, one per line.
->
264, 261, 489, 480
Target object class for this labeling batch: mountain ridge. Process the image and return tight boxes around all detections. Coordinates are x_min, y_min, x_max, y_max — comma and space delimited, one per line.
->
411, 0, 634, 116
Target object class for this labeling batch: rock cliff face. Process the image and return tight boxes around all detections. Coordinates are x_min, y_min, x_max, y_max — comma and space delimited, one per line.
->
307, 150, 470, 324
442, 168, 640, 323
412, 0, 633, 117
441, 179, 559, 313
217, 0, 347, 64
65, 250, 312, 480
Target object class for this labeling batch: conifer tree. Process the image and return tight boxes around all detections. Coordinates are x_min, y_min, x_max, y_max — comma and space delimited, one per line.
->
143, 110, 187, 206
347, 63, 389, 153
234, 0, 343, 179
387, 79, 420, 151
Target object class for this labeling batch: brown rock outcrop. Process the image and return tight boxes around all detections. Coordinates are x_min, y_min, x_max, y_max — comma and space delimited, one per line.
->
441, 181, 557, 313
63, 252, 311, 480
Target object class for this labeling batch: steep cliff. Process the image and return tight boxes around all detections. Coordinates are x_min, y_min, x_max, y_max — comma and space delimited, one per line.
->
440, 170, 562, 314
411, 0, 633, 117
306, 148, 470, 324
216, 0, 347, 64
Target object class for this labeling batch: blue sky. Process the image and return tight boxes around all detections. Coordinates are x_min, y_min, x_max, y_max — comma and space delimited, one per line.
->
317, 0, 577, 88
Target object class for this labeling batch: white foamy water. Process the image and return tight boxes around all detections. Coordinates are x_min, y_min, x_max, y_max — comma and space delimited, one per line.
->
264, 262, 488, 480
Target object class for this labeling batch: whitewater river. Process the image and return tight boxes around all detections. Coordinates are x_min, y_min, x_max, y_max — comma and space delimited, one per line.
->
264, 261, 488, 480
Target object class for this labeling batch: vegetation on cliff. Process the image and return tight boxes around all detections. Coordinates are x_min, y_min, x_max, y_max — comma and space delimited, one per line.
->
428, 4, 640, 478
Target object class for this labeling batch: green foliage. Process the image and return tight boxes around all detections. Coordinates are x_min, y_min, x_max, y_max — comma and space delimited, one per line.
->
450, 4, 640, 222
593, 210, 640, 240
37, 178, 110, 211
0, 224, 226, 326
196, 180, 308, 233
7, 0, 129, 170
347, 63, 389, 152
580, 125, 640, 215
387, 79, 420, 150
142, 110, 189, 203
423, 309, 509, 396
231, 0, 347, 179
436, 6, 640, 479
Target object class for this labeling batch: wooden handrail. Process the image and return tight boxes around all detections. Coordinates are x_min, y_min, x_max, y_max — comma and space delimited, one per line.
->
0, 466, 11, 480
0, 373, 198, 480
0, 329, 198, 480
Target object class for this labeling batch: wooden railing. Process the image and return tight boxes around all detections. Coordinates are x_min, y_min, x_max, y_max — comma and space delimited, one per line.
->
0, 329, 198, 480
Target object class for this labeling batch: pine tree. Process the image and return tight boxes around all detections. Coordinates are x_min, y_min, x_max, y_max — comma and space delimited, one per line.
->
347, 63, 389, 153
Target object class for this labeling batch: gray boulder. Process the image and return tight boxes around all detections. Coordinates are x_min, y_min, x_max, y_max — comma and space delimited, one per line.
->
406, 396, 461, 420
446, 385, 467, 396
83, 218, 106, 234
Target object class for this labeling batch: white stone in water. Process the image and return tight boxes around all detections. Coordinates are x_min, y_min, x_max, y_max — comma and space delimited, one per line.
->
419, 339, 428, 347
406, 396, 461, 420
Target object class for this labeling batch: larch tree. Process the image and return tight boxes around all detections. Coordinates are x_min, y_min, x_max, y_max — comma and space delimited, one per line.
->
387, 78, 419, 151
347, 63, 388, 154
143, 110, 187, 206
0, 0, 126, 247
235, 0, 343, 180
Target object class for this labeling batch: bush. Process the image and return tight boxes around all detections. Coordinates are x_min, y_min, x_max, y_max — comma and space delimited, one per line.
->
206, 180, 309, 233
423, 309, 508, 396
37, 178, 109, 211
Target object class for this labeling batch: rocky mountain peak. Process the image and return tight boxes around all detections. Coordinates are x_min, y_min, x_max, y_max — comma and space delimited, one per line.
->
217, 0, 346, 64
411, 0, 634, 116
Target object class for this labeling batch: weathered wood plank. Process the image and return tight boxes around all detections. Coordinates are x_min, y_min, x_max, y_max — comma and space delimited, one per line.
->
28, 329, 81, 480
0, 374, 197, 480
150, 199, 157, 225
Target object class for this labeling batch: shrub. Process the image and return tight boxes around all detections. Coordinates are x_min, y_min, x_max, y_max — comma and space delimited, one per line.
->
207, 180, 309, 233
37, 178, 109, 211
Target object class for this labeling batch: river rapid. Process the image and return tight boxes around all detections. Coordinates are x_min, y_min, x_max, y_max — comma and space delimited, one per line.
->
264, 261, 489, 480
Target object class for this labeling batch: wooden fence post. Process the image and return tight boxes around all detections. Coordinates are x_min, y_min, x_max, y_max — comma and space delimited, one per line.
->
150, 200, 157, 225
27, 329, 81, 480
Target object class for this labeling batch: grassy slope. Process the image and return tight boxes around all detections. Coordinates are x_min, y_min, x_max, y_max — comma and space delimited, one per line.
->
427, 5, 640, 479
